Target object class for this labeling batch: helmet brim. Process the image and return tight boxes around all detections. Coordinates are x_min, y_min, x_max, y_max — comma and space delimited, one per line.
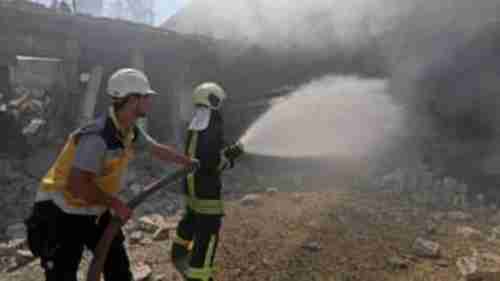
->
144, 89, 158, 96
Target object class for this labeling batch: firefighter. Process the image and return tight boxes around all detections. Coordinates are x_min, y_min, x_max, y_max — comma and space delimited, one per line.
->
171, 82, 244, 281
25, 68, 197, 281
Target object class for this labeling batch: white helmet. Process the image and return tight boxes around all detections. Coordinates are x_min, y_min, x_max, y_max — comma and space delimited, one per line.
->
193, 82, 226, 110
107, 68, 157, 99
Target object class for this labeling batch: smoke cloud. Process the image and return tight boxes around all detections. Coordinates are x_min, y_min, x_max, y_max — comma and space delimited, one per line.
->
165, 0, 411, 55
386, 0, 500, 183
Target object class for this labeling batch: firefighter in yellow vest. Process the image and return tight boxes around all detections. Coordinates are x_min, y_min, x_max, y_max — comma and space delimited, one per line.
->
171, 82, 244, 281
25, 68, 196, 281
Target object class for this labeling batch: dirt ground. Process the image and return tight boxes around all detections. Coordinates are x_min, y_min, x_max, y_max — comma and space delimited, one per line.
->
3, 185, 500, 281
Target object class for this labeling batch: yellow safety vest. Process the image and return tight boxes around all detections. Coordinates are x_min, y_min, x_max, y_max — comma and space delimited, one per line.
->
38, 108, 135, 210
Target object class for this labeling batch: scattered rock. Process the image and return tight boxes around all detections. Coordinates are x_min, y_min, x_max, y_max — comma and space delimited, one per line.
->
387, 256, 408, 269
490, 212, 500, 225
240, 194, 261, 206
138, 214, 165, 233
431, 212, 445, 221
457, 256, 478, 277
133, 263, 152, 281
151, 274, 166, 281
457, 226, 482, 240
425, 220, 438, 235
291, 193, 305, 203
129, 231, 144, 244
412, 238, 441, 258
130, 183, 143, 195
266, 187, 279, 195
447, 211, 473, 221
303, 241, 321, 252
436, 259, 449, 267
6, 223, 26, 240
153, 227, 170, 241
15, 249, 33, 262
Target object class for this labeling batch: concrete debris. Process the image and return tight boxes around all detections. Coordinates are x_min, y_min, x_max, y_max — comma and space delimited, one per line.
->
151, 274, 166, 281
436, 259, 449, 267
457, 226, 482, 240
425, 220, 438, 235
447, 211, 473, 221
153, 227, 171, 241
291, 193, 305, 203
6, 223, 26, 240
456, 251, 500, 281
129, 231, 144, 244
15, 249, 33, 261
130, 183, 142, 195
0, 244, 16, 257
489, 226, 500, 241
22, 118, 46, 136
138, 214, 165, 233
266, 187, 279, 195
241, 194, 262, 206
387, 256, 409, 269
489, 212, 500, 225
457, 256, 478, 277
303, 241, 321, 252
412, 238, 441, 258
431, 212, 446, 221
133, 263, 152, 281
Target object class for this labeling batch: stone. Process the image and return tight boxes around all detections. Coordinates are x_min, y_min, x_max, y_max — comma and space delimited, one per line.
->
6, 223, 26, 240
133, 263, 152, 281
291, 193, 305, 203
130, 183, 142, 195
447, 211, 473, 221
457, 226, 482, 240
425, 220, 438, 235
431, 212, 445, 221
240, 194, 261, 206
153, 227, 170, 241
490, 212, 500, 225
16, 249, 34, 262
22, 118, 46, 136
129, 231, 144, 244
412, 238, 441, 258
457, 256, 478, 277
138, 214, 165, 233
303, 241, 321, 252
152, 274, 166, 281
266, 187, 279, 195
388, 256, 408, 269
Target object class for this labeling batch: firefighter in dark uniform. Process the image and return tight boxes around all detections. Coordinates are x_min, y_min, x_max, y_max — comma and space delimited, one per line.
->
171, 82, 244, 281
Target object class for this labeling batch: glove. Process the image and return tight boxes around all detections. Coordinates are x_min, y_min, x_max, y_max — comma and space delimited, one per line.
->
109, 197, 132, 223
224, 142, 244, 161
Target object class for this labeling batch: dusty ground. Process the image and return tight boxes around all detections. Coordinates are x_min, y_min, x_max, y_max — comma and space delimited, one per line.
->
3, 185, 500, 281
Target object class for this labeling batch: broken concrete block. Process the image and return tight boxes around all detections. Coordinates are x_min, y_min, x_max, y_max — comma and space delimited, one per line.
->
266, 187, 279, 195
457, 226, 482, 240
457, 256, 478, 277
129, 231, 144, 244
387, 256, 408, 269
303, 241, 321, 252
447, 211, 473, 221
138, 214, 165, 233
412, 237, 441, 258
241, 194, 261, 206
133, 263, 152, 281
153, 227, 170, 241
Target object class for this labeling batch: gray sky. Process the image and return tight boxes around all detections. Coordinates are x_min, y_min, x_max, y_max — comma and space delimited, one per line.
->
32, 0, 190, 25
